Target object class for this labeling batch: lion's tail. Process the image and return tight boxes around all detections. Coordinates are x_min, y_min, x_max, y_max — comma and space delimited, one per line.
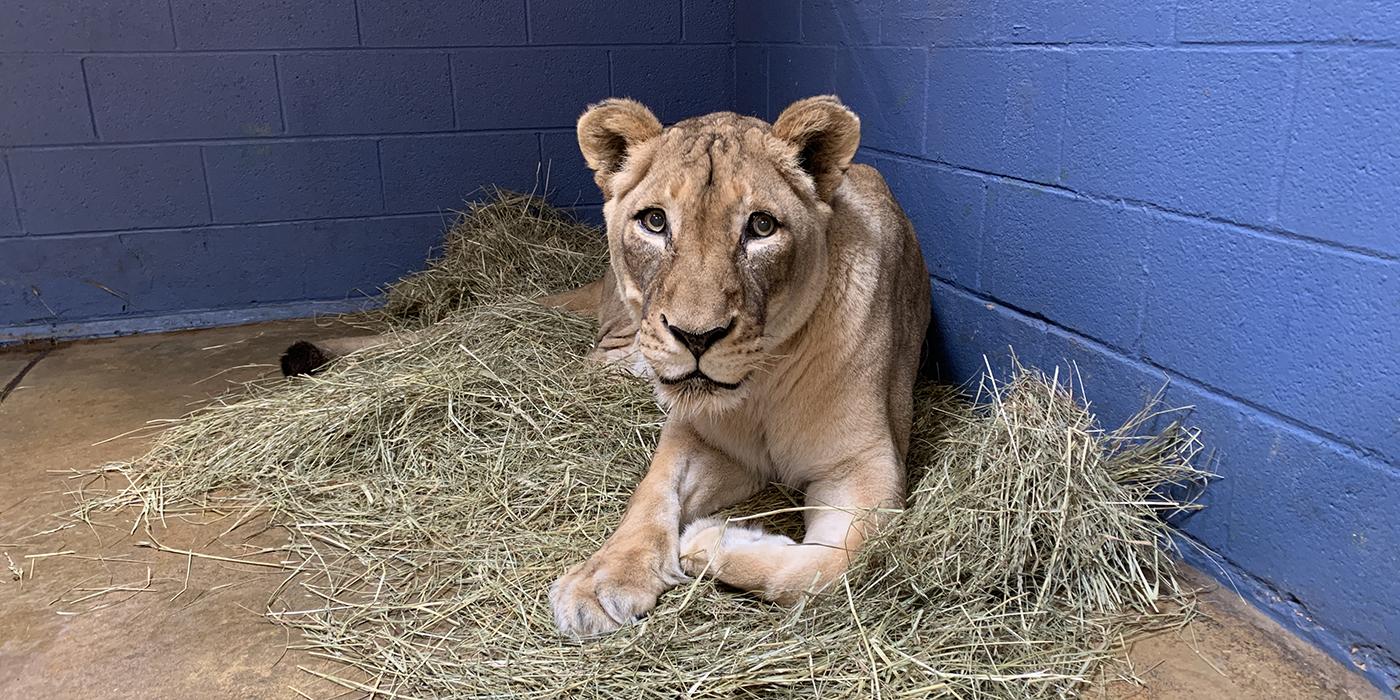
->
279, 331, 420, 376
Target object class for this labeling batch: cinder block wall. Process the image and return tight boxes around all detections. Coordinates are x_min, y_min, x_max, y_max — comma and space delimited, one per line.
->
0, 0, 733, 341
736, 1, 1399, 690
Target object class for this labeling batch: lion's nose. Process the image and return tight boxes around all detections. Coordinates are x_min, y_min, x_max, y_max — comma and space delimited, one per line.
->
663, 316, 733, 358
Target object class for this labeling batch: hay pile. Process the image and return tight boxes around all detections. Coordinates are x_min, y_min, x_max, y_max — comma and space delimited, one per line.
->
83, 194, 1206, 698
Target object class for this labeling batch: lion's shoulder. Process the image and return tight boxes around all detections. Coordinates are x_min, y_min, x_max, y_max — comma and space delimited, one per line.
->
823, 162, 930, 330
832, 162, 915, 256
843, 162, 891, 194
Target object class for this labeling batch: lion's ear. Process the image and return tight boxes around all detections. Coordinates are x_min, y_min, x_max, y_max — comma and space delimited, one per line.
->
577, 98, 663, 198
770, 95, 861, 201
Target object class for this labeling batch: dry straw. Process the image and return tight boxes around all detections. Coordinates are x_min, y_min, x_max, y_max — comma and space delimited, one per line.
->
82, 193, 1208, 698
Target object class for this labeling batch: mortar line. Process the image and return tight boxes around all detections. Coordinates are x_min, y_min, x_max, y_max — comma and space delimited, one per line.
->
446, 54, 459, 130
4, 126, 578, 152
0, 42, 737, 58
762, 47, 770, 119
1270, 50, 1305, 226
535, 132, 546, 195
198, 147, 214, 222
78, 57, 99, 141
11, 211, 485, 242
165, 0, 178, 47
1053, 50, 1070, 186
2, 152, 21, 233
352, 0, 363, 45
1, 40, 1389, 57
729, 37, 738, 112
918, 47, 929, 159
374, 139, 387, 212
729, 39, 1400, 50
973, 176, 988, 290
271, 54, 287, 133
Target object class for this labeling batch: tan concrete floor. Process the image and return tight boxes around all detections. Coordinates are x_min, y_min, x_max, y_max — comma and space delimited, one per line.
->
0, 320, 1383, 699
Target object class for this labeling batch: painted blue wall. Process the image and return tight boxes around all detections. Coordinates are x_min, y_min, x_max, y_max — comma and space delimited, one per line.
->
0, 0, 734, 341
736, 0, 1399, 691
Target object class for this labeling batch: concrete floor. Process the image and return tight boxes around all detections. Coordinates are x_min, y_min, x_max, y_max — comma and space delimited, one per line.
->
0, 320, 1383, 699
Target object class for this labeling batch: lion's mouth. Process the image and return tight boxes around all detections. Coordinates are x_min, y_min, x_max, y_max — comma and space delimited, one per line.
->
657, 370, 743, 391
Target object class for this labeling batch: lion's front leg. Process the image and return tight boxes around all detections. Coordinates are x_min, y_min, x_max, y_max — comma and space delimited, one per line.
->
550, 423, 760, 638
678, 455, 902, 606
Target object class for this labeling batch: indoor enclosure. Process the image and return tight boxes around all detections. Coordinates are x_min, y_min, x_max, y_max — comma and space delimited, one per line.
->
0, 0, 1396, 697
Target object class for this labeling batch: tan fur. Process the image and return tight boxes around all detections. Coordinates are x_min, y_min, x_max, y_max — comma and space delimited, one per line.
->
548, 96, 931, 637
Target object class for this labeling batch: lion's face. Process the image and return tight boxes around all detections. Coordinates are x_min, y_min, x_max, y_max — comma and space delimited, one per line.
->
602, 115, 834, 413
577, 98, 861, 414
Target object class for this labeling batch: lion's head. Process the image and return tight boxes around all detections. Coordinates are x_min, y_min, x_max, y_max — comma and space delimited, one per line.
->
577, 96, 861, 414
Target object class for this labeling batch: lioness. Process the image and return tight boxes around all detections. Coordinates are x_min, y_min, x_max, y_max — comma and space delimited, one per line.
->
544, 95, 931, 637
278, 95, 932, 639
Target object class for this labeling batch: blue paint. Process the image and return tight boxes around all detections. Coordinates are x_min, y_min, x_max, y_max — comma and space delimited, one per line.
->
0, 56, 94, 146
451, 48, 611, 129
0, 158, 20, 236
356, 0, 524, 47
683, 0, 735, 43
734, 46, 768, 117
802, 0, 880, 45
10, 146, 209, 234
540, 132, 602, 207
612, 46, 736, 124
380, 133, 541, 214
0, 298, 376, 345
0, 214, 443, 337
835, 47, 925, 155
204, 139, 383, 222
529, 0, 682, 45
926, 49, 1066, 184
982, 180, 1151, 351
169, 0, 360, 49
1279, 52, 1400, 257
1143, 218, 1400, 462
926, 280, 1047, 384
2, 2, 1396, 690
1062, 49, 1296, 226
279, 52, 455, 135
736, 0, 801, 43
1170, 380, 1400, 691
995, 0, 1174, 43
1176, 0, 1400, 43
87, 55, 282, 141
880, 0, 990, 46
741, 1, 1399, 691
0, 1, 731, 341
768, 46, 836, 119
0, 0, 174, 51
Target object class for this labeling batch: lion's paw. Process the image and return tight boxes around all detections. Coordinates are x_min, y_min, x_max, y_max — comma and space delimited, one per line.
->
678, 516, 795, 578
548, 554, 675, 639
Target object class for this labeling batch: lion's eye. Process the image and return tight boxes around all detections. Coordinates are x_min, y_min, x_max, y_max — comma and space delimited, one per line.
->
747, 212, 777, 238
639, 208, 668, 234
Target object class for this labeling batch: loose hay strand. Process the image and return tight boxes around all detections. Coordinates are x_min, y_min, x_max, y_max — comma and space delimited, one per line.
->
79, 192, 1207, 699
